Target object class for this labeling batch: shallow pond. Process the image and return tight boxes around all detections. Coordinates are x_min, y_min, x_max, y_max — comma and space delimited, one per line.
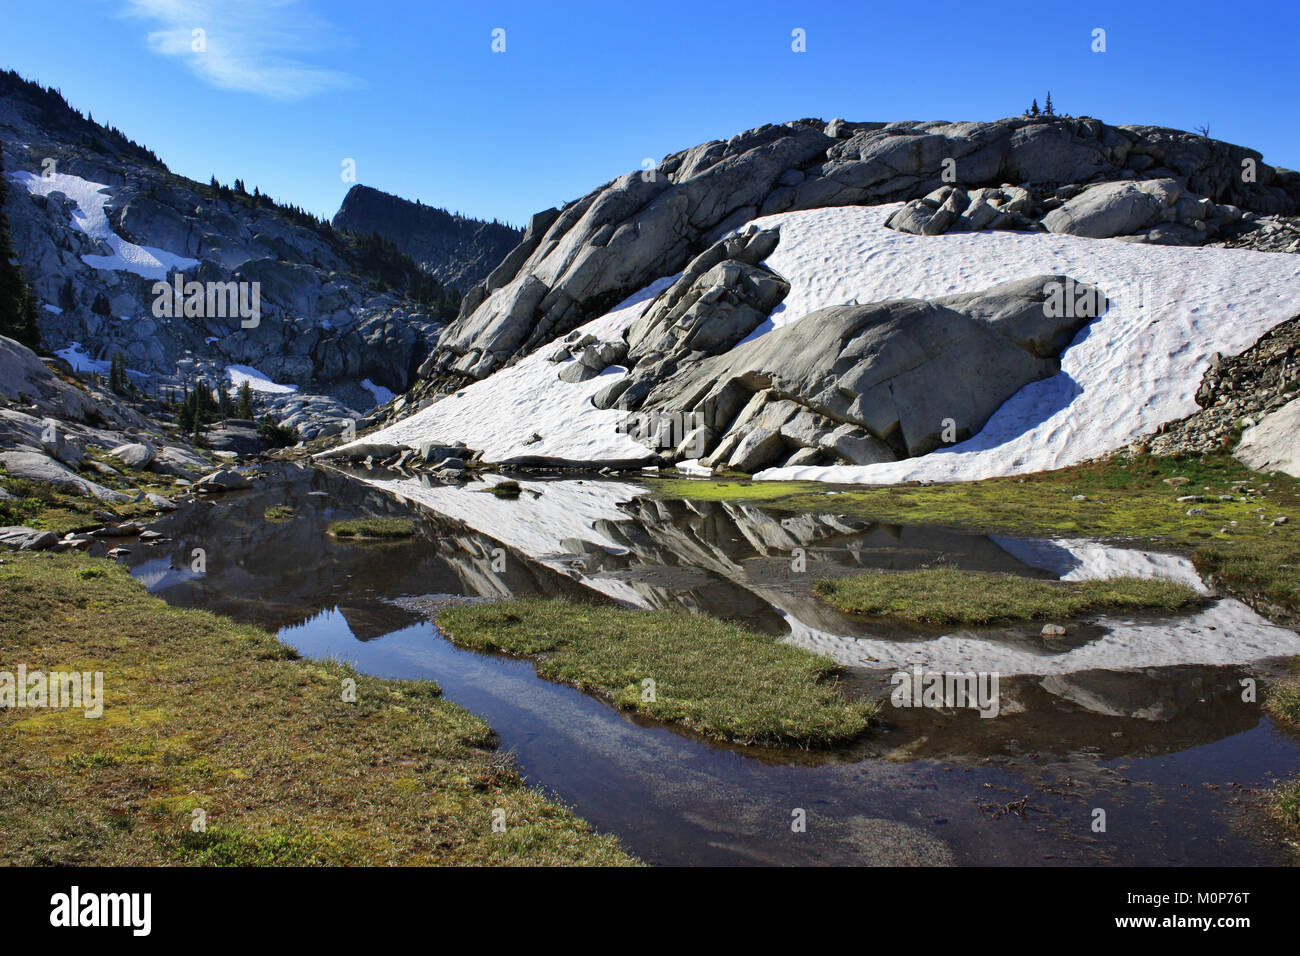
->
114, 463, 1300, 865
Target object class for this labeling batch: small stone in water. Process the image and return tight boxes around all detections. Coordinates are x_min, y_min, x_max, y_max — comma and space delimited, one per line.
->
1041, 623, 1067, 637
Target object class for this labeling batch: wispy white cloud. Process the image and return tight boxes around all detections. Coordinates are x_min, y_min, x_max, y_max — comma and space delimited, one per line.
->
123, 0, 361, 101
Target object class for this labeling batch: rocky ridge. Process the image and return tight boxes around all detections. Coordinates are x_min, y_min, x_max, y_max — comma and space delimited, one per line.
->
1146, 315, 1300, 459
417, 115, 1299, 393
332, 184, 521, 292
0, 70, 466, 437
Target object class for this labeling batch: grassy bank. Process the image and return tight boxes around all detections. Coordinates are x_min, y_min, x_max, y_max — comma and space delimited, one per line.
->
815, 568, 1201, 625
0, 467, 174, 536
1268, 668, 1300, 726
437, 599, 875, 747
326, 517, 415, 539
1274, 779, 1300, 840
652, 452, 1300, 619
0, 554, 632, 866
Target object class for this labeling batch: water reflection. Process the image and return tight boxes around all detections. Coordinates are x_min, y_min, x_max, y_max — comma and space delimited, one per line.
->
110, 463, 1300, 865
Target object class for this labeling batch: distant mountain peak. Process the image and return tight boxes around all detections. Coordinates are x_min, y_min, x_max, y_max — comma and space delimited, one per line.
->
332, 184, 522, 292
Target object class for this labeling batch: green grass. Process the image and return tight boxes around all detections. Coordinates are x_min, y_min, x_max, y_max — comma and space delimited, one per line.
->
1274, 779, 1300, 832
814, 568, 1202, 625
436, 598, 875, 747
0, 457, 184, 536
326, 517, 415, 539
263, 505, 295, 522
1267, 679, 1300, 726
482, 480, 521, 499
169, 826, 338, 866
653, 451, 1300, 620
0, 554, 632, 866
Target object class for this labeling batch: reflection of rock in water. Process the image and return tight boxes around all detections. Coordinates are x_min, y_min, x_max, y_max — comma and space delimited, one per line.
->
121, 463, 595, 634
147, 467, 1298, 763
335, 603, 423, 642
582, 496, 1063, 639
874, 666, 1261, 762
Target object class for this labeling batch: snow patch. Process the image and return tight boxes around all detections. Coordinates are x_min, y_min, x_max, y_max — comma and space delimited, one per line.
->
360, 378, 395, 408
348, 204, 1300, 482
10, 170, 200, 280
226, 365, 297, 395
54, 341, 109, 374
346, 276, 677, 464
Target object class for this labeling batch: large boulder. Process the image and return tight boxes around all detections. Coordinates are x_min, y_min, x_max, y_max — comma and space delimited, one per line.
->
195, 469, 253, 492
149, 445, 205, 479
635, 275, 1106, 469
886, 184, 1035, 235
203, 422, 262, 456
0, 449, 129, 501
0, 335, 99, 422
0, 526, 60, 551
108, 442, 156, 470
1042, 178, 1183, 238
624, 227, 787, 363
40, 421, 85, 467
1235, 397, 1300, 478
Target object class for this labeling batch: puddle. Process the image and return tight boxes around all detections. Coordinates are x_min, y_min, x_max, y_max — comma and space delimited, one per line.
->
113, 463, 1300, 865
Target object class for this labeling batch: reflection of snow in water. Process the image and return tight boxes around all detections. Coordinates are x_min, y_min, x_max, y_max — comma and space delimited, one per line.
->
360, 472, 654, 606
784, 599, 1300, 675
359, 475, 1300, 675
992, 536, 1211, 594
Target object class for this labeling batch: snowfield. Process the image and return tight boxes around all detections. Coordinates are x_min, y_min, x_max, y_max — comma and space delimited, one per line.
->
10, 171, 201, 280
355, 204, 1300, 483
754, 206, 1300, 482
225, 364, 298, 395
350, 277, 676, 465
53, 341, 110, 375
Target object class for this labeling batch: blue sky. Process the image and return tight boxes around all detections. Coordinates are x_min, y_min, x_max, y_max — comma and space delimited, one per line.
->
2, 0, 1297, 227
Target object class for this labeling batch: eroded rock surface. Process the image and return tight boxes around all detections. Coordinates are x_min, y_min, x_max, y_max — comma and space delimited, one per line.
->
423, 116, 1297, 389
627, 275, 1106, 471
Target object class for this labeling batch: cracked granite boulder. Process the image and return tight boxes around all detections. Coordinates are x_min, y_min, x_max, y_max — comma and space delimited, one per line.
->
630, 275, 1107, 471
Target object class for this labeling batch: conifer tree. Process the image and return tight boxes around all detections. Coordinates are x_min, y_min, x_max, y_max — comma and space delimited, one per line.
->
0, 147, 44, 349
236, 380, 254, 419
